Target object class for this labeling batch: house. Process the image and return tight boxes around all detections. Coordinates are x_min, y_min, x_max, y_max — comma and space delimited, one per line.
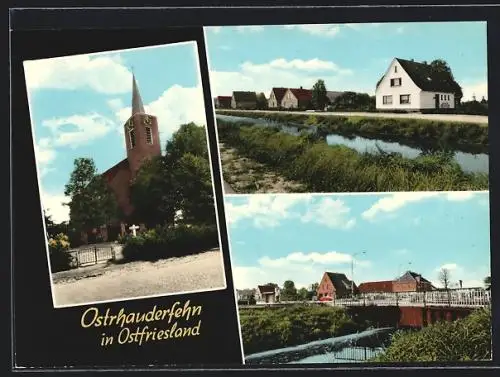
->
358, 280, 394, 294
231, 91, 258, 109
268, 87, 288, 109
392, 271, 435, 293
256, 283, 280, 304
375, 58, 462, 111
215, 96, 232, 109
281, 87, 313, 110
236, 289, 256, 303
325, 91, 344, 108
316, 272, 356, 300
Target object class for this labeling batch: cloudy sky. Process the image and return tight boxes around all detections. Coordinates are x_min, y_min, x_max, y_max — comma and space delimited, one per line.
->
205, 22, 488, 101
224, 191, 491, 290
24, 41, 207, 223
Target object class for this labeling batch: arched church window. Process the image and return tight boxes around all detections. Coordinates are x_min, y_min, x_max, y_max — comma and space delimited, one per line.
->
145, 126, 153, 145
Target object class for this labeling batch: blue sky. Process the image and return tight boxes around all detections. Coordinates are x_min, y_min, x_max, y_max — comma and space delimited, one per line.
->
24, 41, 207, 223
224, 191, 491, 290
205, 22, 488, 101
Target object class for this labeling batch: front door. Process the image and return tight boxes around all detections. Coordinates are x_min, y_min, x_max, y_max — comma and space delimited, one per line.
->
435, 94, 440, 109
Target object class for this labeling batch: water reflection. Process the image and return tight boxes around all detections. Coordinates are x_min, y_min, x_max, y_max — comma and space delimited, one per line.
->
216, 114, 489, 174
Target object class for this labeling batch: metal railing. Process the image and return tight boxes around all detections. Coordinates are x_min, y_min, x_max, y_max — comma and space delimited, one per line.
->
68, 245, 116, 268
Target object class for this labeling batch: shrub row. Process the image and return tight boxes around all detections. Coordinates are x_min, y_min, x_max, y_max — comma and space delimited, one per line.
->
239, 305, 360, 355
216, 110, 488, 154
120, 224, 219, 262
217, 120, 488, 192
373, 307, 492, 362
48, 233, 73, 273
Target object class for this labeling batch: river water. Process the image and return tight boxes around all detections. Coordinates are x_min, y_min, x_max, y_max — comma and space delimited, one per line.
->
216, 114, 488, 174
244, 327, 394, 365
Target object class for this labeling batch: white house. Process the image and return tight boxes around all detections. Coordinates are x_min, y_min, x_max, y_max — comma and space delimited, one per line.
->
281, 87, 313, 110
375, 58, 461, 111
256, 283, 280, 304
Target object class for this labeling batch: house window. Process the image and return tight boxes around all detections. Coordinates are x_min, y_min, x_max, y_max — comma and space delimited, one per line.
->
383, 95, 393, 105
400, 94, 410, 104
145, 126, 153, 145
390, 78, 402, 87
394, 65, 398, 73
128, 129, 136, 149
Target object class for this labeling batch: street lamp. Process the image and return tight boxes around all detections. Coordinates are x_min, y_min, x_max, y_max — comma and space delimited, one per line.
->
351, 251, 366, 297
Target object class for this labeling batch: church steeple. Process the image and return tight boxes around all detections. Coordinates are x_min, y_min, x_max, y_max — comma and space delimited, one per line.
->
132, 73, 145, 115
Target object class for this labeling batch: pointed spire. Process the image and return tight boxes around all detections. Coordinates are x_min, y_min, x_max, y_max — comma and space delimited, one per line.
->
132, 72, 145, 116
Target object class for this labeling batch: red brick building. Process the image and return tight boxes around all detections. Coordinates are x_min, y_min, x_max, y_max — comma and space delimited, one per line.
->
358, 280, 394, 294
317, 272, 356, 300
392, 271, 435, 293
83, 74, 161, 243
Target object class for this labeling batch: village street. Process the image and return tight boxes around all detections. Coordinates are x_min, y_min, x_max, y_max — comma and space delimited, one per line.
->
233, 110, 488, 125
52, 249, 225, 307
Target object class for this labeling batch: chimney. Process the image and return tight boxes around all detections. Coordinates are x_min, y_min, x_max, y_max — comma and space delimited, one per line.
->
459, 280, 463, 288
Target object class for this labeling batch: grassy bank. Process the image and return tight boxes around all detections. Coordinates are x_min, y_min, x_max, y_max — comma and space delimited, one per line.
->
372, 307, 491, 362
217, 119, 488, 192
239, 305, 365, 355
217, 110, 488, 154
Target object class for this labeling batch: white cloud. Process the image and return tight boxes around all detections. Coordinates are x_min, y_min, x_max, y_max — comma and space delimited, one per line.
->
209, 57, 354, 97
233, 249, 369, 290
24, 53, 131, 94
301, 197, 356, 229
35, 137, 56, 164
225, 194, 313, 228
41, 190, 70, 224
107, 98, 125, 111
436, 263, 463, 272
461, 81, 488, 101
362, 191, 478, 221
42, 113, 116, 148
283, 24, 341, 38
236, 25, 265, 33
116, 84, 207, 141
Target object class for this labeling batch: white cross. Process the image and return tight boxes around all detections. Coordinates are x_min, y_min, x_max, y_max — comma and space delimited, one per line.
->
129, 224, 140, 237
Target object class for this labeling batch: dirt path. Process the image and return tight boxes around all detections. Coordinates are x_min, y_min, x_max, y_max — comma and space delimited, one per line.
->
221, 110, 488, 125
218, 142, 307, 194
52, 250, 225, 307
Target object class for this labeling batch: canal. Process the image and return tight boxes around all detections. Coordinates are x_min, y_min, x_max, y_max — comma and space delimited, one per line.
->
216, 114, 488, 174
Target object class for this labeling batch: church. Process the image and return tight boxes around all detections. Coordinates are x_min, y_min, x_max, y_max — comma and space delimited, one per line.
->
82, 74, 162, 243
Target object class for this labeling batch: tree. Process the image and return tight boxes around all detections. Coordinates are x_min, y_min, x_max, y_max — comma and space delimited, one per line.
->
281, 280, 298, 301
311, 79, 328, 110
429, 59, 463, 105
64, 158, 119, 231
256, 92, 268, 110
297, 287, 309, 301
438, 268, 452, 290
484, 276, 491, 289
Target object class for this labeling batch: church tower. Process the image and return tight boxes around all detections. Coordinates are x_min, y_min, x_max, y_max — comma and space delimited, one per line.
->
124, 74, 162, 179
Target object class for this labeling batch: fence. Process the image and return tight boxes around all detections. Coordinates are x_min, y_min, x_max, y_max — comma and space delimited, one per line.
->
68, 245, 116, 267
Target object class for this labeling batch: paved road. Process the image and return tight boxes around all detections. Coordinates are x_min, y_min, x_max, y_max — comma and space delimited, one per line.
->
52, 250, 225, 307
231, 110, 488, 125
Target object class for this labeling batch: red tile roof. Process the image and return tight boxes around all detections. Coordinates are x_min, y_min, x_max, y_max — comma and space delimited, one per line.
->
289, 88, 313, 101
358, 281, 394, 293
271, 87, 288, 103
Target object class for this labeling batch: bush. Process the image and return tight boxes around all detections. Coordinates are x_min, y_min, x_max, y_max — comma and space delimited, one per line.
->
373, 307, 492, 362
239, 305, 361, 355
48, 233, 72, 272
121, 224, 219, 261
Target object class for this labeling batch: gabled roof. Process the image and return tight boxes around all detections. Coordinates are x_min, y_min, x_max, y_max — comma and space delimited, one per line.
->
377, 58, 462, 93
270, 87, 288, 103
289, 88, 313, 101
102, 158, 130, 182
326, 91, 344, 103
396, 271, 432, 284
325, 272, 355, 295
258, 284, 278, 294
358, 281, 394, 293
232, 91, 258, 102
217, 96, 232, 100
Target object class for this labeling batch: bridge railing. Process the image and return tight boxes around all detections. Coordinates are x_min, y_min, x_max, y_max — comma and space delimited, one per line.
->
329, 288, 490, 308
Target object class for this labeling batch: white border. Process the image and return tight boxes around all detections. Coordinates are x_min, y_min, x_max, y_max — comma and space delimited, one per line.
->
203, 27, 247, 365
24, 40, 230, 309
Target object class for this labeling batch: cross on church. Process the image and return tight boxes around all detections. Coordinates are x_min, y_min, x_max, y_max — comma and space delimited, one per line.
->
129, 224, 140, 237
